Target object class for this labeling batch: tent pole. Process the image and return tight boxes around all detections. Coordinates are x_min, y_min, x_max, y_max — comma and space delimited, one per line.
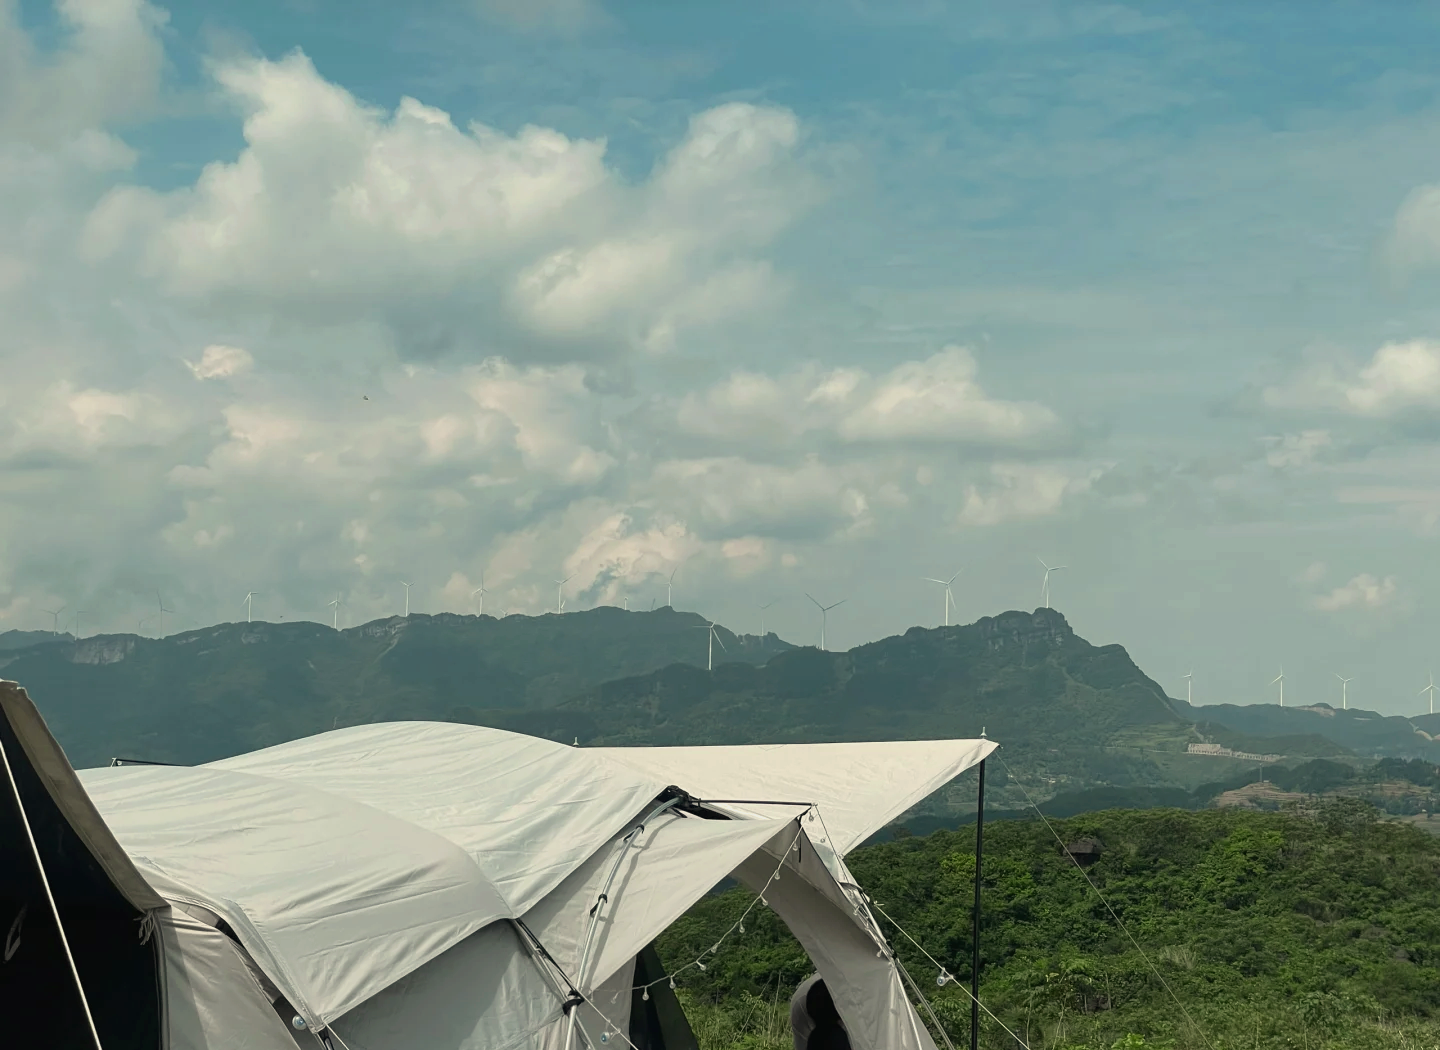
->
970, 758, 985, 1050
0, 730, 104, 1050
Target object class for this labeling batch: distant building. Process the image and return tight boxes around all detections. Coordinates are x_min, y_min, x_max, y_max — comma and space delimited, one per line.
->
1064, 838, 1105, 867
1187, 742, 1284, 763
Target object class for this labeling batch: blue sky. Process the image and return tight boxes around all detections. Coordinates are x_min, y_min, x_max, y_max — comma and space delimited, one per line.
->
7, 0, 1440, 717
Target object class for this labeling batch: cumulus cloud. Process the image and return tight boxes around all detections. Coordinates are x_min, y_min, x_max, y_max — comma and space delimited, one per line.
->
673, 346, 1062, 451
1386, 184, 1440, 277
186, 345, 254, 381
0, 0, 165, 145
82, 51, 813, 358
1312, 573, 1399, 613
0, 5, 1086, 638
957, 462, 1101, 526
1263, 340, 1440, 418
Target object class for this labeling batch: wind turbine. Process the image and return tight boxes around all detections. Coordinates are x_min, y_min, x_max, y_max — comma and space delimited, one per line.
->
156, 592, 172, 637
555, 574, 575, 614
805, 594, 846, 652
471, 572, 487, 616
242, 591, 258, 624
328, 593, 344, 630
1422, 673, 1437, 716
401, 581, 412, 617
622, 596, 629, 611
1037, 558, 1067, 609
41, 607, 64, 637
1272, 666, 1285, 707
1333, 672, 1352, 710
694, 620, 727, 671
758, 599, 777, 646
73, 610, 85, 640
666, 565, 681, 609
923, 571, 962, 626
1182, 670, 1193, 705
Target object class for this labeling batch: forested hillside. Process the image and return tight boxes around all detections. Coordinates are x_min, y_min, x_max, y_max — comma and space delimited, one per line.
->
663, 805, 1440, 1050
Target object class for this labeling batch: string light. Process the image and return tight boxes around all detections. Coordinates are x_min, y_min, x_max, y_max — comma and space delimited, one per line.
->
632, 813, 810, 998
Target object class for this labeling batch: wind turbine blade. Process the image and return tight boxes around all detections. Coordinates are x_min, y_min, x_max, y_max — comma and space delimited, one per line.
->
948, 570, 962, 584
832, 599, 847, 609
806, 593, 823, 610
923, 578, 946, 585
716, 633, 727, 651
1037, 556, 1049, 569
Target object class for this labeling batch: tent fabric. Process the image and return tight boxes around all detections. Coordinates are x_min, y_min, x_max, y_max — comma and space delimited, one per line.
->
522, 811, 795, 993
158, 909, 303, 1050
0, 681, 164, 913
733, 843, 938, 1050
536, 957, 637, 1050
8, 693, 994, 1049
78, 763, 513, 1028
335, 921, 563, 1050
211, 722, 673, 916
590, 738, 997, 855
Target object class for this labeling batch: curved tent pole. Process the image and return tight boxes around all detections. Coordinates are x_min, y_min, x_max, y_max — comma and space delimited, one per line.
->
565, 794, 685, 1050
0, 730, 104, 1050
514, 918, 605, 1050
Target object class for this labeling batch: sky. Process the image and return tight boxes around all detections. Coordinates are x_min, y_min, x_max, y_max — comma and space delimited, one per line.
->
7, 0, 1440, 716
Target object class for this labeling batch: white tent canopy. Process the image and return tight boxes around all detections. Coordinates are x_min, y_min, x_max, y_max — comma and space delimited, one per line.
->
0, 682, 998, 1050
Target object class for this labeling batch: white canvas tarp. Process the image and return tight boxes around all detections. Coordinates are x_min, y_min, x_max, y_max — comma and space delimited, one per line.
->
523, 812, 796, 992
159, 909, 303, 1050
592, 737, 997, 855
79, 763, 512, 1027
733, 843, 938, 1050
211, 722, 673, 914
336, 921, 563, 1050
50, 711, 996, 1049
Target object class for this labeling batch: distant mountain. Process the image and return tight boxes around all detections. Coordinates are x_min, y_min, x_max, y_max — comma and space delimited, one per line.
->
0, 629, 69, 652
502, 609, 1193, 751
0, 608, 792, 768
1183, 700, 1440, 761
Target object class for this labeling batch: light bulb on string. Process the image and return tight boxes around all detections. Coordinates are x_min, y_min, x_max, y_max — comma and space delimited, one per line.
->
642, 987, 650, 1002
669, 977, 676, 990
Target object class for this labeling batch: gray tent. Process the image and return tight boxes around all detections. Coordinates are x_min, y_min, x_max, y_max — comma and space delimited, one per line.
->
0, 680, 995, 1049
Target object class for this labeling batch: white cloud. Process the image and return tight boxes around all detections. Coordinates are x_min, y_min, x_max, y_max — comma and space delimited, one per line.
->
187, 345, 254, 381
1263, 340, 1440, 418
1263, 429, 1333, 470
0, 0, 165, 145
82, 53, 812, 358
1312, 573, 1398, 613
1297, 561, 1327, 585
957, 462, 1100, 526
1386, 183, 1440, 277
647, 455, 881, 539
674, 345, 1061, 450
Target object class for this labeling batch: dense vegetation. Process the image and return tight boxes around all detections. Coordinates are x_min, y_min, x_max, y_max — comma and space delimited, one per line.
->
660, 805, 1440, 1049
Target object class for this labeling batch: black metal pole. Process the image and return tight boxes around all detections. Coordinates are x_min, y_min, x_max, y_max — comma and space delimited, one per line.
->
971, 757, 985, 1050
